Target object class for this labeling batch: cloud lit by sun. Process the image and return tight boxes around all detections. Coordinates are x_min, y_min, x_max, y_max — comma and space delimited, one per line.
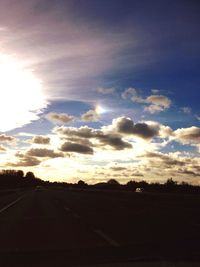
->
0, 54, 48, 132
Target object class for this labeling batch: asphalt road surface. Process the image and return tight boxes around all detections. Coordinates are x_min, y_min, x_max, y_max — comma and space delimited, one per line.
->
0, 187, 200, 266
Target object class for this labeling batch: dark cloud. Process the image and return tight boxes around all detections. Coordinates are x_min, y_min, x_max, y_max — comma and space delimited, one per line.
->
177, 169, 200, 177
0, 134, 16, 142
65, 137, 93, 147
141, 151, 186, 167
55, 126, 97, 139
55, 125, 132, 150
26, 148, 63, 158
97, 134, 132, 150
31, 135, 50, 145
113, 117, 159, 139
110, 166, 126, 171
8, 152, 41, 167
47, 112, 74, 124
60, 142, 93, 154
132, 172, 144, 177
81, 110, 99, 122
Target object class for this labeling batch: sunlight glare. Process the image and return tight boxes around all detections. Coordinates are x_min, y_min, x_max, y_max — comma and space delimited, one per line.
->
0, 55, 47, 132
95, 104, 107, 114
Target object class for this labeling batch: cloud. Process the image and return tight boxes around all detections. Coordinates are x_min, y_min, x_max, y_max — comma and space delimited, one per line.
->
47, 112, 74, 124
55, 125, 132, 150
177, 169, 200, 177
121, 88, 136, 99
81, 110, 100, 122
111, 117, 160, 140
97, 135, 132, 150
65, 137, 93, 147
174, 126, 200, 145
181, 107, 192, 114
26, 148, 63, 158
97, 87, 115, 94
151, 89, 160, 94
55, 126, 99, 139
0, 134, 16, 143
54, 116, 173, 151
144, 104, 165, 113
141, 151, 186, 166
110, 166, 127, 171
144, 95, 171, 114
60, 142, 93, 154
196, 115, 200, 121
146, 95, 171, 108
135, 150, 200, 182
0, 145, 6, 151
31, 135, 50, 145
122, 88, 171, 113
8, 152, 41, 167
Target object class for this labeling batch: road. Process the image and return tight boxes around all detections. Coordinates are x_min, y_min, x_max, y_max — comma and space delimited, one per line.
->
0, 187, 200, 266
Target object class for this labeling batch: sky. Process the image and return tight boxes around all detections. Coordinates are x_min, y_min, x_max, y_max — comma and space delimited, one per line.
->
0, 0, 200, 184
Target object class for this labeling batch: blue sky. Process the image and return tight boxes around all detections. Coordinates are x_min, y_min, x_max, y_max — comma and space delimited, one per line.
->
0, 0, 200, 184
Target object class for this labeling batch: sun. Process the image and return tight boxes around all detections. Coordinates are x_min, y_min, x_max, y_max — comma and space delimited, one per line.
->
0, 54, 47, 132
95, 104, 107, 114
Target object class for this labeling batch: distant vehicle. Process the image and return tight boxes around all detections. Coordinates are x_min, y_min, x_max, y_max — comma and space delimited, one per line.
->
135, 187, 144, 193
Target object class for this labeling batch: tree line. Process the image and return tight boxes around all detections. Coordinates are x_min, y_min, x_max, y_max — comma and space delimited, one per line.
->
0, 169, 45, 188
0, 169, 200, 194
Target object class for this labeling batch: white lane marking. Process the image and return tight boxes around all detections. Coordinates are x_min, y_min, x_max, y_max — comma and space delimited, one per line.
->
93, 229, 120, 247
0, 195, 24, 214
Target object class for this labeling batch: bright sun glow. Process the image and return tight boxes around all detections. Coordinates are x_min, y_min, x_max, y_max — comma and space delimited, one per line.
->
0, 54, 47, 132
95, 104, 107, 114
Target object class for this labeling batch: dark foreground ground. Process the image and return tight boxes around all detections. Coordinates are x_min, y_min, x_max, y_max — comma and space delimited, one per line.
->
0, 187, 200, 266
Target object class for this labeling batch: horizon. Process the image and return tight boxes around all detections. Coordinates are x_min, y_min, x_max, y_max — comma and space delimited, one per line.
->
0, 0, 200, 185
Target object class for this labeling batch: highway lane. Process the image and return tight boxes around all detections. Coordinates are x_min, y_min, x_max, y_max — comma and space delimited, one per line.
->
55, 189, 200, 246
0, 188, 28, 211
0, 188, 109, 252
0, 187, 200, 266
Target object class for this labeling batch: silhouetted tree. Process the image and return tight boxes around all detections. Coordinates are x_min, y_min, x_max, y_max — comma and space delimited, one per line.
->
25, 171, 35, 179
77, 180, 87, 187
165, 178, 177, 186
107, 179, 119, 185
126, 180, 137, 191
165, 178, 177, 192
17, 170, 24, 178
